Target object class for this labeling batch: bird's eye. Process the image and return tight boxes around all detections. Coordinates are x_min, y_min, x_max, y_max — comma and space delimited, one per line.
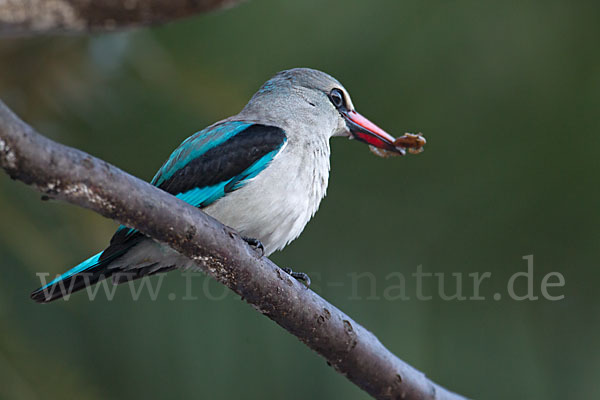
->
329, 89, 345, 109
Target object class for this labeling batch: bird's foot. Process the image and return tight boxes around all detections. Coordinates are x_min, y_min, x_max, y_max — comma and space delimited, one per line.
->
242, 236, 265, 257
282, 267, 311, 288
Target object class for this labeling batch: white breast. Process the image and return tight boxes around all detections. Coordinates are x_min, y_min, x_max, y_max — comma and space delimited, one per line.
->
203, 132, 331, 255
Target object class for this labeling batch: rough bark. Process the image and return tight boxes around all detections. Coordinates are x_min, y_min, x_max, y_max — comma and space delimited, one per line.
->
0, 0, 245, 36
0, 101, 467, 399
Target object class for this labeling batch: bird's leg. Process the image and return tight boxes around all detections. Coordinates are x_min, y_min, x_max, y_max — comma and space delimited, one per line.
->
239, 236, 309, 286
241, 236, 265, 257
281, 267, 311, 288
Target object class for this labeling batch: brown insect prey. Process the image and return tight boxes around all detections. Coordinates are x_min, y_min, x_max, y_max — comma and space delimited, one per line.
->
369, 132, 426, 158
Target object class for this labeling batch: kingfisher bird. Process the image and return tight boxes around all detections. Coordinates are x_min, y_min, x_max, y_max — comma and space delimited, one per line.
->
31, 68, 405, 303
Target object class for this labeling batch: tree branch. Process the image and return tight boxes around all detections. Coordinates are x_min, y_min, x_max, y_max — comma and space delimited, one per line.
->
0, 0, 245, 36
0, 100, 467, 400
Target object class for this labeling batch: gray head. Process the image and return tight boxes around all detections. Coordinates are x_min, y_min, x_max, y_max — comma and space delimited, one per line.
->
239, 68, 402, 154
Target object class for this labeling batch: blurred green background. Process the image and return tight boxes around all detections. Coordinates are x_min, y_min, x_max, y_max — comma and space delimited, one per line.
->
1, 1, 599, 399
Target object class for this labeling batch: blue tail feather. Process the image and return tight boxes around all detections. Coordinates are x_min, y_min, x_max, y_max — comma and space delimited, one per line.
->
30, 252, 106, 303
40, 253, 102, 290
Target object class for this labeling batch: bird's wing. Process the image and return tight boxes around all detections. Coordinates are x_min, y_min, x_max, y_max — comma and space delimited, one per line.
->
102, 121, 287, 261
152, 121, 287, 205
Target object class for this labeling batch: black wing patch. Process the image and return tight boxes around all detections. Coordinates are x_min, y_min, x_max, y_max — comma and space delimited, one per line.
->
157, 124, 286, 196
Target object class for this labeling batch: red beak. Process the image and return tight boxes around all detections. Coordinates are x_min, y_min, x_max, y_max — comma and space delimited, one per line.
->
343, 110, 403, 154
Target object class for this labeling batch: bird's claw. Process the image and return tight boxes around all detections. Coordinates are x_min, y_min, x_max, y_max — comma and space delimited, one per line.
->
242, 236, 265, 257
282, 267, 311, 288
